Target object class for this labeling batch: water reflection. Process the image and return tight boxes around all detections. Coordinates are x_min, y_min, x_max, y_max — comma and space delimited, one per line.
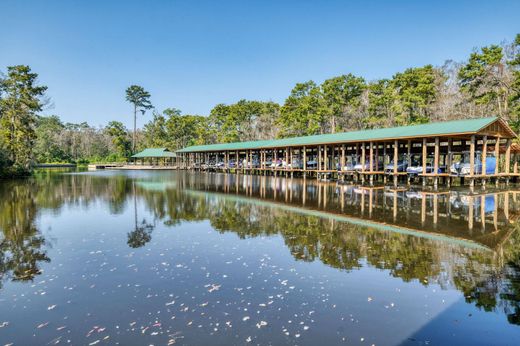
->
0, 180, 50, 288
1, 170, 520, 334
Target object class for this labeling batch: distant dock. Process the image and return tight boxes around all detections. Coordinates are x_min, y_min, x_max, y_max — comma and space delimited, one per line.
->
88, 164, 177, 170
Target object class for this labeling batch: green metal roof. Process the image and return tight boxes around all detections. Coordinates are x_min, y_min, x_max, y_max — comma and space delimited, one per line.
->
131, 148, 176, 158
177, 117, 511, 153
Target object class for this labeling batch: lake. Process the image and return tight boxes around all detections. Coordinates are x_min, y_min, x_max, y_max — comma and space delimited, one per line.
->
1, 169, 520, 345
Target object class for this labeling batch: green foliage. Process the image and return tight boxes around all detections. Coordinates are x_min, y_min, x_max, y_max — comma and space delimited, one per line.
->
125, 85, 153, 153
510, 34, 520, 131
458, 45, 508, 116
209, 100, 259, 142
105, 121, 131, 157
366, 79, 396, 128
0, 65, 47, 174
143, 111, 168, 148
322, 74, 366, 132
34, 116, 68, 163
278, 81, 327, 137
125, 85, 153, 110
392, 65, 438, 125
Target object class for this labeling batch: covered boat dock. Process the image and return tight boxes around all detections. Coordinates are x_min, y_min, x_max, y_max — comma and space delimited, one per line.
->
129, 148, 177, 167
176, 117, 519, 187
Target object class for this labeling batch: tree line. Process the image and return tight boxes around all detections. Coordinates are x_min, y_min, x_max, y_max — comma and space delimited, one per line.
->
1, 34, 519, 176
136, 33, 520, 146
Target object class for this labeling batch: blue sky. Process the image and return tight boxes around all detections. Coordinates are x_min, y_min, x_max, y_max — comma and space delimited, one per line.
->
1, 0, 519, 128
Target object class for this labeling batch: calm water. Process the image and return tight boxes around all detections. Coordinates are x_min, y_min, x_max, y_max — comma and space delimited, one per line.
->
1, 170, 520, 345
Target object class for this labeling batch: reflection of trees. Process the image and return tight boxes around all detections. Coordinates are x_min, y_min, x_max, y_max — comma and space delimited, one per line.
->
4, 171, 520, 326
0, 181, 50, 288
127, 182, 155, 249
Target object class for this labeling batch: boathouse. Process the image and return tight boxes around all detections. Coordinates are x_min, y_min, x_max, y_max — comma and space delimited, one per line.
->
130, 148, 177, 166
176, 117, 519, 186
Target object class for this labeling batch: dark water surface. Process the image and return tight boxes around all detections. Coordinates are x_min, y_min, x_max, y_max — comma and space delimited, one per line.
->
1, 169, 520, 345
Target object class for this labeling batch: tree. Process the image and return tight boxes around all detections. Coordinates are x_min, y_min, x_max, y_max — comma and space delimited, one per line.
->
392, 65, 438, 125
321, 74, 366, 132
143, 111, 169, 148
458, 45, 511, 117
510, 34, 520, 131
34, 115, 68, 163
0, 65, 47, 173
105, 121, 131, 157
125, 85, 152, 153
253, 101, 281, 140
366, 79, 397, 128
278, 81, 327, 137
164, 108, 208, 149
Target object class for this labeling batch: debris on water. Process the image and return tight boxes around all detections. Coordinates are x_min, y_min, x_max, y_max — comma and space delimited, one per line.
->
37, 322, 49, 329
256, 321, 268, 328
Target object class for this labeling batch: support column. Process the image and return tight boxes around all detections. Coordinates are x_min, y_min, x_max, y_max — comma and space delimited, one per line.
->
482, 136, 488, 186
506, 139, 512, 174
469, 135, 475, 187
495, 136, 500, 176
434, 137, 440, 187
506, 138, 512, 184
369, 142, 374, 184
318, 145, 321, 174
341, 145, 345, 174
407, 140, 412, 185
303, 146, 307, 172
369, 142, 374, 172
422, 138, 427, 186
383, 142, 387, 184
324, 145, 328, 171
361, 143, 366, 173
393, 140, 398, 186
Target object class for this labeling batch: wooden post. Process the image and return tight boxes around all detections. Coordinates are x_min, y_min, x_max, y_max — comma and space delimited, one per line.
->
318, 145, 321, 171
324, 145, 328, 171
303, 146, 307, 171
393, 140, 398, 175
434, 137, 439, 174
383, 142, 387, 167
482, 136, 487, 176
495, 136, 500, 175
422, 138, 427, 174
285, 147, 289, 170
447, 138, 452, 173
407, 140, 411, 169
470, 135, 475, 176
369, 142, 374, 172
506, 139, 512, 174
226, 151, 229, 170
361, 143, 366, 173
341, 145, 345, 171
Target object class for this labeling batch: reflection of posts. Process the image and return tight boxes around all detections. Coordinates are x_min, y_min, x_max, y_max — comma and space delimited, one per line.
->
468, 195, 474, 232
433, 194, 438, 227
393, 191, 397, 222
481, 195, 486, 231
421, 193, 426, 225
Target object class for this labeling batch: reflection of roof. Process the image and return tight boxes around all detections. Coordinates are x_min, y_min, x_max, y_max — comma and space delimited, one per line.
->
132, 148, 176, 158
136, 181, 177, 191
185, 189, 491, 251
178, 117, 515, 153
